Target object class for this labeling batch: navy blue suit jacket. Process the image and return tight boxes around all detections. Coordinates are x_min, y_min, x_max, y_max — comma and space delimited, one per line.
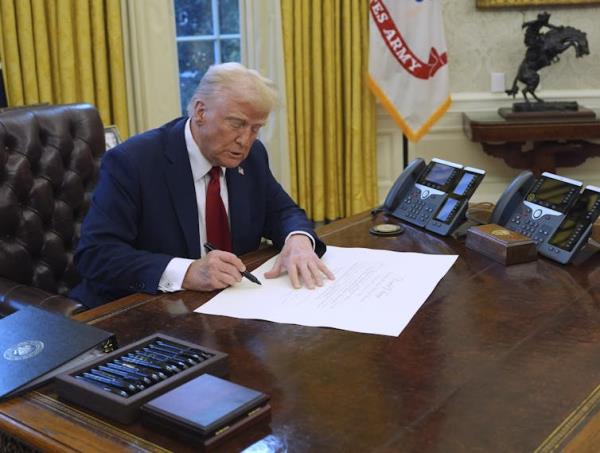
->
70, 117, 325, 308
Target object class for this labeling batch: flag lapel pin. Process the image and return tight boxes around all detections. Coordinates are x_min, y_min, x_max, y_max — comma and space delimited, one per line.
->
238, 167, 245, 176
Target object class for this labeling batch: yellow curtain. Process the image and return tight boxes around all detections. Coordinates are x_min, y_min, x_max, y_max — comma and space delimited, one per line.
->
281, 0, 376, 222
0, 0, 129, 138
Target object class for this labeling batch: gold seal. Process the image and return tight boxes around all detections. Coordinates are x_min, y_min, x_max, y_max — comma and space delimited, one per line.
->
370, 223, 404, 236
491, 229, 510, 236
375, 224, 401, 233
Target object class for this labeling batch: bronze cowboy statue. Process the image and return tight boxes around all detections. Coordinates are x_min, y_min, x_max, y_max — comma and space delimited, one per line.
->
506, 12, 589, 107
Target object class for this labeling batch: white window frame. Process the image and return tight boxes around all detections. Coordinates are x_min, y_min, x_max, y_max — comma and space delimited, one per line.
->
175, 0, 241, 68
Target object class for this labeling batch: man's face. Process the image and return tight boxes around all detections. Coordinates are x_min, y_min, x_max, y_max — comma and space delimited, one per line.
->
191, 94, 269, 168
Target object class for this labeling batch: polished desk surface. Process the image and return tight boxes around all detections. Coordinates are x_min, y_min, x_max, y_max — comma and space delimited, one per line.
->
2, 212, 600, 452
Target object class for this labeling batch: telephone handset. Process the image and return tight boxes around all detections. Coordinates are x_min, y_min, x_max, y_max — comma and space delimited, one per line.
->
379, 157, 486, 236
489, 171, 536, 226
491, 171, 599, 263
381, 158, 427, 213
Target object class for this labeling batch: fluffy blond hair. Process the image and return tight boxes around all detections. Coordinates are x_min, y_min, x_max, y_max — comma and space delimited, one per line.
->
186, 62, 278, 116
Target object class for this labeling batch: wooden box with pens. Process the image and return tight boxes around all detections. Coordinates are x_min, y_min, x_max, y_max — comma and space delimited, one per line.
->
55, 334, 228, 424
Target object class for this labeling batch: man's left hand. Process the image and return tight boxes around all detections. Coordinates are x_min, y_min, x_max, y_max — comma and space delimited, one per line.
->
264, 235, 334, 289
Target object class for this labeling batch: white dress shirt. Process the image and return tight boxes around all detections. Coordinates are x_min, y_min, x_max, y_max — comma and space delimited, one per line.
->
158, 119, 227, 291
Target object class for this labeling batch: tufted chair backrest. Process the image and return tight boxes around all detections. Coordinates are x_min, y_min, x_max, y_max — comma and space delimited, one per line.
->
0, 104, 104, 315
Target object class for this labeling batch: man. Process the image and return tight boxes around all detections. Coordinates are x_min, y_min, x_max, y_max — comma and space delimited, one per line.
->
522, 12, 557, 49
71, 63, 334, 308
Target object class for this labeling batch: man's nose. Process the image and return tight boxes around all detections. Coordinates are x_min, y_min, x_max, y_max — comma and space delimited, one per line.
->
235, 128, 253, 147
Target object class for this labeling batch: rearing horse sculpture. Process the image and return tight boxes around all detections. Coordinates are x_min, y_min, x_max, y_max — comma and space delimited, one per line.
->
506, 12, 589, 104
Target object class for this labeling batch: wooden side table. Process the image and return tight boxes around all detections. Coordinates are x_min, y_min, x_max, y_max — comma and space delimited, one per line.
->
462, 111, 600, 176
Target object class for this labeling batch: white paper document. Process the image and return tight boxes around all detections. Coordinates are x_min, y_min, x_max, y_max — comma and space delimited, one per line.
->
195, 246, 458, 336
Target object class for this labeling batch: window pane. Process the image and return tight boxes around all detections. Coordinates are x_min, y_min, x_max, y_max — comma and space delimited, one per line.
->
221, 39, 240, 63
177, 40, 215, 113
175, 0, 213, 36
218, 0, 239, 34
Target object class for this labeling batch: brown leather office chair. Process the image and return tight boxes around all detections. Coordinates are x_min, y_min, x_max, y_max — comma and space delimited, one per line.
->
0, 103, 105, 317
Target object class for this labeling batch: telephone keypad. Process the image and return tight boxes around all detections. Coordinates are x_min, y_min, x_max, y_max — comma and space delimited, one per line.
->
396, 188, 439, 226
506, 204, 560, 245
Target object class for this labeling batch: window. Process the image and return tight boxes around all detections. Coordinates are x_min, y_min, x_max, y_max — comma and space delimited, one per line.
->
174, 0, 241, 114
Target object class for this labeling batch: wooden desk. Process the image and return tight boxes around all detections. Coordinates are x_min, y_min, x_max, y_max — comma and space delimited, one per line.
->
2, 212, 600, 452
463, 111, 600, 176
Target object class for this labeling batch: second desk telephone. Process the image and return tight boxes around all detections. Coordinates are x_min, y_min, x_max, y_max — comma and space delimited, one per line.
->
381, 158, 485, 236
490, 171, 600, 264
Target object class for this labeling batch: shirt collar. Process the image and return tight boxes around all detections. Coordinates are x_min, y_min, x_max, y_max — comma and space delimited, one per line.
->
185, 118, 223, 181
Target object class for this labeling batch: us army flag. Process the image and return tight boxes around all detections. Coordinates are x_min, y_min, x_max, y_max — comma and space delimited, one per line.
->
368, 0, 451, 142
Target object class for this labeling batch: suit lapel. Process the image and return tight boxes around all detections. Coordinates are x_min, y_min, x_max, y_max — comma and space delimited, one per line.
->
163, 119, 201, 258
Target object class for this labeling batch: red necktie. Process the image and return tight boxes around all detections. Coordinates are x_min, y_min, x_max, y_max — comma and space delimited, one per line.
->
206, 166, 232, 252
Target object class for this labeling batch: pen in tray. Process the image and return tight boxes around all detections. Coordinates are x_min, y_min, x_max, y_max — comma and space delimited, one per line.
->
76, 375, 130, 398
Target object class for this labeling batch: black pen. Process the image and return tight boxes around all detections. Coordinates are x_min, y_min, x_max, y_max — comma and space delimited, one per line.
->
155, 340, 207, 361
113, 359, 166, 381
96, 365, 148, 388
147, 343, 199, 365
204, 242, 262, 285
118, 357, 169, 379
137, 348, 188, 370
144, 345, 197, 366
125, 352, 179, 375
81, 372, 136, 393
89, 369, 145, 392
76, 375, 130, 398
99, 364, 153, 385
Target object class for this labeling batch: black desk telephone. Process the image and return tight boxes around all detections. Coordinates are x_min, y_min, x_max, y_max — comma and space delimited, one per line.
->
380, 158, 486, 236
490, 171, 600, 264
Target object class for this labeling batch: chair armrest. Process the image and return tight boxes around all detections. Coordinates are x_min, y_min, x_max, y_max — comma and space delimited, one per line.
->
0, 277, 85, 318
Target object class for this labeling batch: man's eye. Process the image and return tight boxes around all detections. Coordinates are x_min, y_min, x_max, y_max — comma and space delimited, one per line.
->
228, 119, 245, 129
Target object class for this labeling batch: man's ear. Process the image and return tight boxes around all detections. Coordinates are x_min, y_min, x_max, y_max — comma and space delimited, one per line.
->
193, 100, 206, 124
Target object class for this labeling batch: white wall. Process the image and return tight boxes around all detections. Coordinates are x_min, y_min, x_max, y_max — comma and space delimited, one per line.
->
377, 1, 600, 204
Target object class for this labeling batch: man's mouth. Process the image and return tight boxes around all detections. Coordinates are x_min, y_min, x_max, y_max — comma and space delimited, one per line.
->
229, 150, 245, 158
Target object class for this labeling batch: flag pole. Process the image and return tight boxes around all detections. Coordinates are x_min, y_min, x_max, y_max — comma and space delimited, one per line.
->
402, 133, 409, 169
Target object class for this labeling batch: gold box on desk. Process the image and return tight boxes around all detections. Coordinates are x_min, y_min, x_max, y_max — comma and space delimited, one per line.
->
593, 219, 600, 242
466, 224, 537, 265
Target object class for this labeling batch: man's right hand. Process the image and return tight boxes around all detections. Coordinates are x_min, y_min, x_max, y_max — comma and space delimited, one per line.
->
182, 250, 245, 291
